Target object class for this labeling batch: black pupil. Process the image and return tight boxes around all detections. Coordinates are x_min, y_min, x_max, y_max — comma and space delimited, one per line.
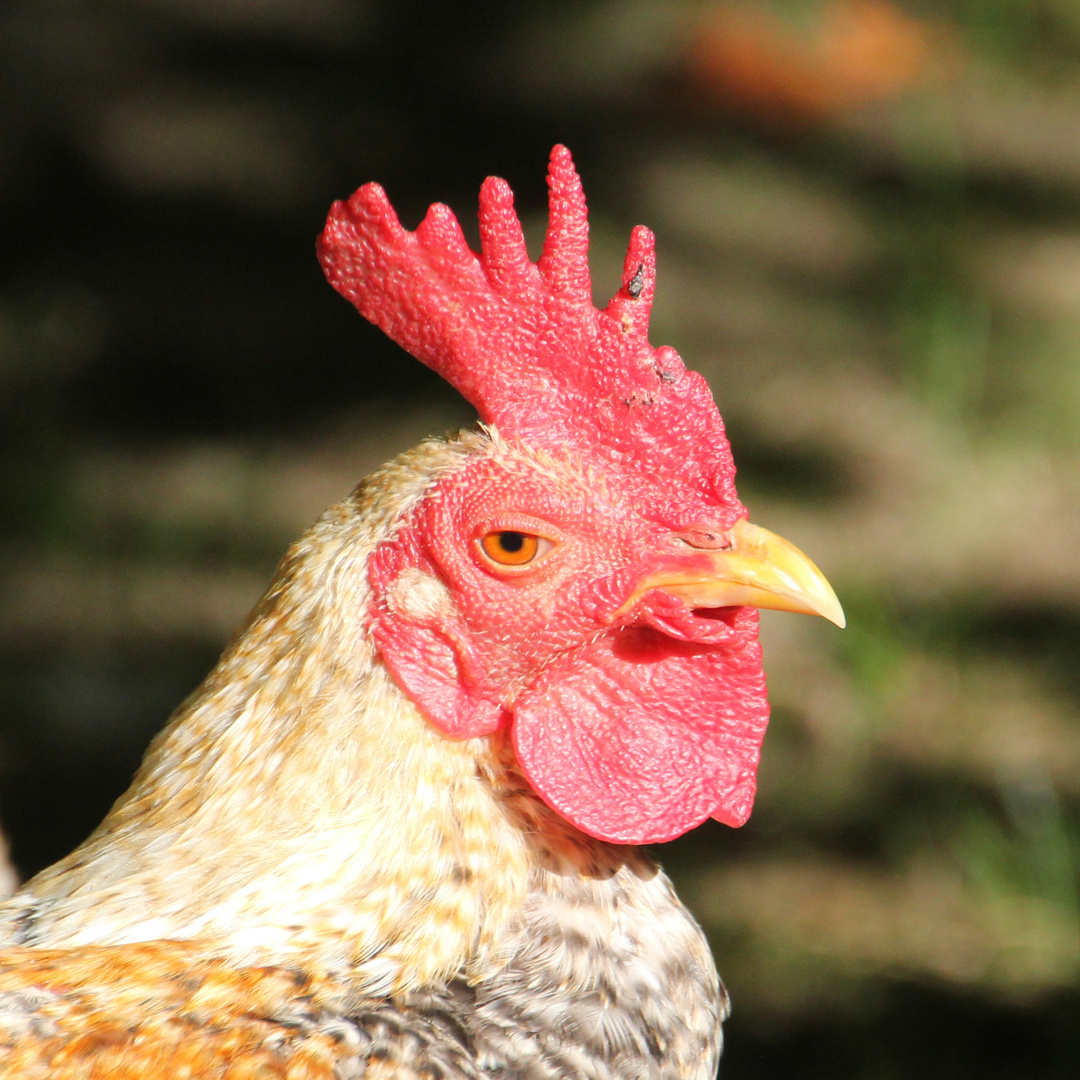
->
499, 531, 526, 553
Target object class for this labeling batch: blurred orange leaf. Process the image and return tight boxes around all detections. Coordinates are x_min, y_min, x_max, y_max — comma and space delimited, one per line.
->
688, 0, 934, 124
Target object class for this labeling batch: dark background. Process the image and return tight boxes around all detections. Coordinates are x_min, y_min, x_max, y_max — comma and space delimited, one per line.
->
4, 1, 1080, 1076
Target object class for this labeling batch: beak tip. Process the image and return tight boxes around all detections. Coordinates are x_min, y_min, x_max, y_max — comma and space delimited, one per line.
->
820, 593, 846, 629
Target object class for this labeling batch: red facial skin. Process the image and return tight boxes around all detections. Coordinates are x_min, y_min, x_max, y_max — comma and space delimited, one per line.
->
369, 455, 769, 845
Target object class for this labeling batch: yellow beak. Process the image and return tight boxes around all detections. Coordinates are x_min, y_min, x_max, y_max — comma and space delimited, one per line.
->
623, 519, 845, 628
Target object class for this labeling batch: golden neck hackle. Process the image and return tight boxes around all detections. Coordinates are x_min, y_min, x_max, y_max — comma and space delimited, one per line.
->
6, 434, 617, 992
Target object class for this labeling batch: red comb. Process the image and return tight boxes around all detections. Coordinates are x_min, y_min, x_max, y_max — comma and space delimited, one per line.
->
318, 145, 737, 500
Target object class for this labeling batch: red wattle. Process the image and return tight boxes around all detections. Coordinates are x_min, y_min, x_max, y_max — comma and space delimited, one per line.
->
510, 614, 769, 845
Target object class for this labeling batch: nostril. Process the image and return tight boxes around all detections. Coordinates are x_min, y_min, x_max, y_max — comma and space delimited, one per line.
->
676, 529, 733, 551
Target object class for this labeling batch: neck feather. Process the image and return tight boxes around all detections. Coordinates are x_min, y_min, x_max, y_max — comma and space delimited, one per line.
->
5, 433, 621, 990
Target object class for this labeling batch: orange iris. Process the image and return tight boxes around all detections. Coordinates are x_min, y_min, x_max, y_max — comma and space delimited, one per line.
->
480, 530, 541, 566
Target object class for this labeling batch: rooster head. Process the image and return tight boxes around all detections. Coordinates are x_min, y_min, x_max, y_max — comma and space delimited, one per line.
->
317, 146, 842, 845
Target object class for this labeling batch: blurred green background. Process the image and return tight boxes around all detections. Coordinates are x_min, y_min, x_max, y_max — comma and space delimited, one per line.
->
3, 0, 1080, 1076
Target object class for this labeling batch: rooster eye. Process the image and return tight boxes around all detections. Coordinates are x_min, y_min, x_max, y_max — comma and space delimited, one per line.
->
479, 530, 545, 567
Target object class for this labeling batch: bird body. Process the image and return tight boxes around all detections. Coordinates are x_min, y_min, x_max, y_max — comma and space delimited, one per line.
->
0, 148, 840, 1077
0, 439, 722, 1079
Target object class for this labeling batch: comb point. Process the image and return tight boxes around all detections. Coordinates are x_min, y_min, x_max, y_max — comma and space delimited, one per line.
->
478, 176, 534, 295
539, 146, 590, 303
604, 225, 656, 338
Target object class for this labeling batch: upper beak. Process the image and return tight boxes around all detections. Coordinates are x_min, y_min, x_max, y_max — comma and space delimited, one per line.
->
621, 519, 845, 628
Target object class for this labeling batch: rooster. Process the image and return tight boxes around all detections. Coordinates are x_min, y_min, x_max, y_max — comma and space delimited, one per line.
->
0, 146, 842, 1079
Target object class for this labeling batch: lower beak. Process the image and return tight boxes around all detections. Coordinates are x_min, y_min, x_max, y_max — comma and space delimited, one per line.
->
624, 519, 845, 628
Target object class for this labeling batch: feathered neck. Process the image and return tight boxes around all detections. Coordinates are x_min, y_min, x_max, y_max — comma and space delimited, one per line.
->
0, 433, 632, 991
